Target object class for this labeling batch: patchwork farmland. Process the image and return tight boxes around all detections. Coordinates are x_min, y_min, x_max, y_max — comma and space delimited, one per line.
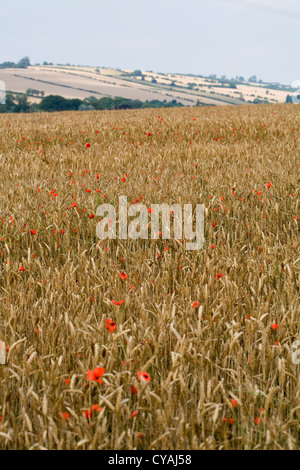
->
0, 65, 293, 107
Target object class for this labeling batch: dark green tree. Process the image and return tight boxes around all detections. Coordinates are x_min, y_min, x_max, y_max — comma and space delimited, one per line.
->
17, 57, 31, 68
15, 95, 30, 112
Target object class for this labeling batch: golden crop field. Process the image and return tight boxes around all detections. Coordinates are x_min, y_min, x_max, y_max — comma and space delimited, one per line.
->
0, 104, 299, 450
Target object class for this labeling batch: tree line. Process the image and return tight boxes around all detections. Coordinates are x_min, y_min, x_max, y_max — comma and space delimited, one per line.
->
0, 94, 183, 113
0, 57, 31, 69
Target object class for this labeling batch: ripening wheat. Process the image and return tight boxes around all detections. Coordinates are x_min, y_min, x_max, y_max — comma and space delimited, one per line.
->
0, 103, 299, 450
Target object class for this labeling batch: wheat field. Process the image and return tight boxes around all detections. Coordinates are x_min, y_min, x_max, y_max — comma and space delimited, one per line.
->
0, 104, 299, 450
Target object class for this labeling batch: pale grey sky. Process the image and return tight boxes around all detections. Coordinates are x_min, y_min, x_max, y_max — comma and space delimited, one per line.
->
0, 0, 299, 84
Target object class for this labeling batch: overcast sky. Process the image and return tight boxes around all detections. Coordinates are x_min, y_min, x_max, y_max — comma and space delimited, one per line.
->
0, 0, 299, 84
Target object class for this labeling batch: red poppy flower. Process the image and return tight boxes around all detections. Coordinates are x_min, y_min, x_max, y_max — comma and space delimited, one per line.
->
137, 371, 151, 383
119, 272, 128, 280
267, 182, 272, 189
61, 412, 70, 421
192, 302, 200, 309
87, 367, 105, 384
30, 230, 36, 235
272, 323, 278, 331
83, 405, 104, 419
111, 300, 125, 306
86, 143, 91, 148
106, 319, 117, 333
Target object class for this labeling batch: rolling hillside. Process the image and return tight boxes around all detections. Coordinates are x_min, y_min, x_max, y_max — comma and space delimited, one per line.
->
0, 65, 293, 107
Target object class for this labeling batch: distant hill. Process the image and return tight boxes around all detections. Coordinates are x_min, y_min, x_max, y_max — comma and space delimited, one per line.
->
0, 64, 294, 106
